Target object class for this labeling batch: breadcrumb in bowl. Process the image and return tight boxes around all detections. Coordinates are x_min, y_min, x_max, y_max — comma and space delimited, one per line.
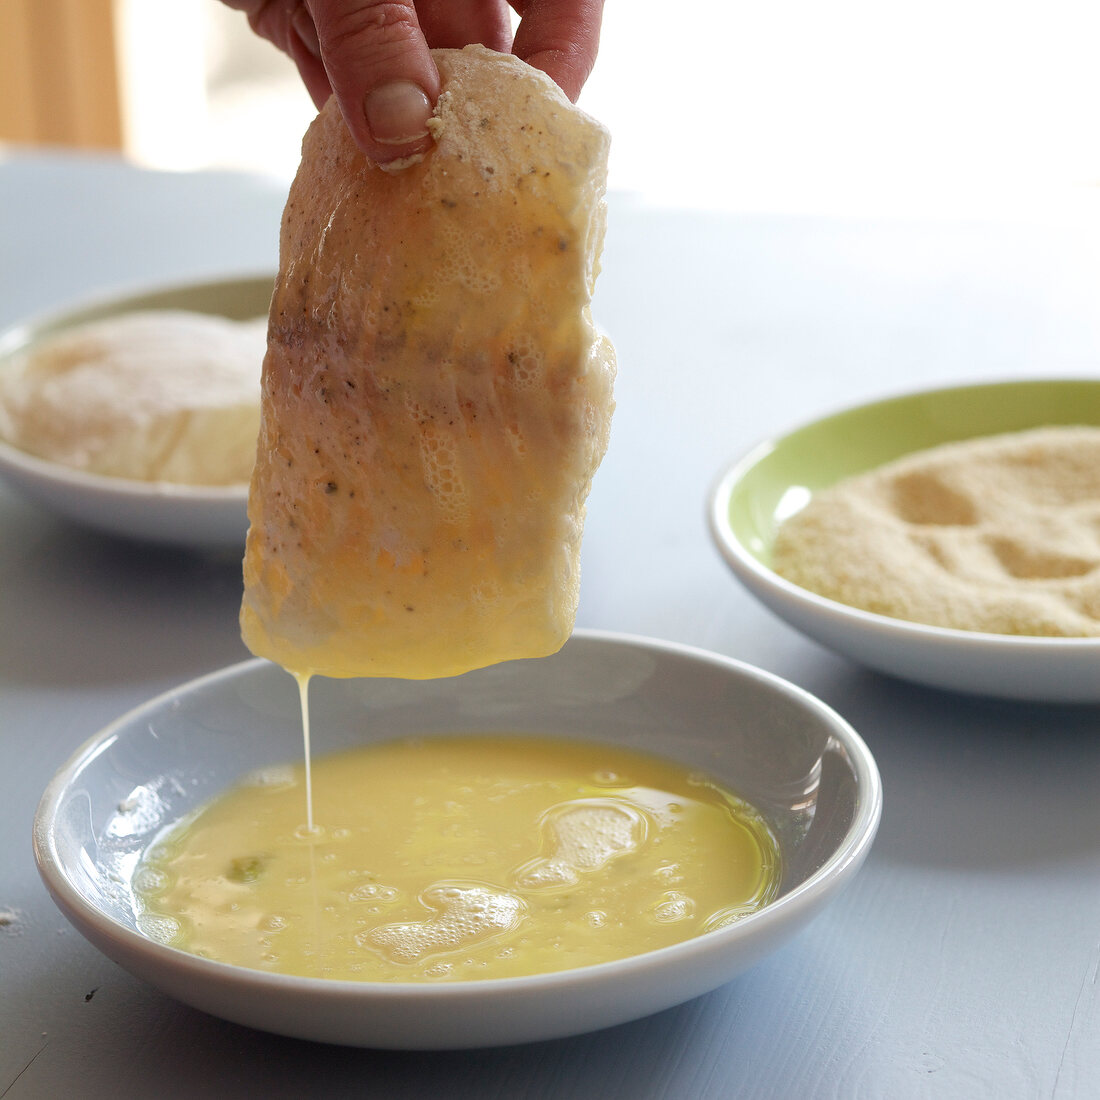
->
709, 378, 1100, 702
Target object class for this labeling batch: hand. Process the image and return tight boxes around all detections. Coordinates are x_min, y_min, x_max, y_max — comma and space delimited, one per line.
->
222, 0, 605, 165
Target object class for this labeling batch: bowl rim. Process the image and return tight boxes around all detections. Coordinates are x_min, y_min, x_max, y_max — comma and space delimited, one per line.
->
708, 376, 1100, 651
33, 629, 883, 1000
0, 269, 276, 357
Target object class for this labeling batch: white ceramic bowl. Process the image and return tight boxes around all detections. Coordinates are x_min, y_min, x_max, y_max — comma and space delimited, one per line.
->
0, 274, 274, 548
34, 631, 881, 1050
709, 378, 1100, 703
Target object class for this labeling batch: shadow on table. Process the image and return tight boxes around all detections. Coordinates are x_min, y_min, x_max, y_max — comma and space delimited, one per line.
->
808, 664, 1100, 873
0, 517, 248, 688
5, 934, 838, 1100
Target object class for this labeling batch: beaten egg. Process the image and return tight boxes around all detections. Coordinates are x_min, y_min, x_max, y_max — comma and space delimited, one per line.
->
134, 734, 781, 982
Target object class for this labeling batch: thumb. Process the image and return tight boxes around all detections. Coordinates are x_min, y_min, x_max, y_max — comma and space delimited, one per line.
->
306, 0, 441, 164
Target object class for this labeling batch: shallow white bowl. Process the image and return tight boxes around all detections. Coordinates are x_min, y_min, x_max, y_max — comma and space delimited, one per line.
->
709, 378, 1100, 703
0, 274, 274, 548
34, 631, 881, 1050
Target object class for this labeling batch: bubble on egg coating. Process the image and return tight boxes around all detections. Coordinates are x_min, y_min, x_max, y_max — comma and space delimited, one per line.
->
132, 867, 170, 896
503, 333, 545, 390
652, 891, 695, 924
436, 220, 503, 296
512, 798, 648, 890
419, 427, 467, 521
349, 883, 400, 903
137, 912, 182, 944
360, 881, 526, 964
701, 904, 759, 932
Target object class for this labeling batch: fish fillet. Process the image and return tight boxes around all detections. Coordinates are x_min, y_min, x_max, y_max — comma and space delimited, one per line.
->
240, 45, 615, 679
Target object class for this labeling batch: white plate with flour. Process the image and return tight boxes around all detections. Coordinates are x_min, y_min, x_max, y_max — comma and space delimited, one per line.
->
709, 378, 1100, 703
0, 274, 274, 548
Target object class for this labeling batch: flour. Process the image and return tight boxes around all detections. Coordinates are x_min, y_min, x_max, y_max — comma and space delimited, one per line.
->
0, 310, 265, 485
772, 425, 1100, 636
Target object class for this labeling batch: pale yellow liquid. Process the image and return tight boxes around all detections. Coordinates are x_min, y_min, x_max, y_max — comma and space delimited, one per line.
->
134, 735, 780, 982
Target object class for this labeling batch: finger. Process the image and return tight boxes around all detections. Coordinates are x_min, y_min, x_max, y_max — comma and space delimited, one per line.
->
288, 5, 334, 106
222, 1, 333, 107
414, 0, 513, 51
510, 0, 605, 102
306, 0, 442, 163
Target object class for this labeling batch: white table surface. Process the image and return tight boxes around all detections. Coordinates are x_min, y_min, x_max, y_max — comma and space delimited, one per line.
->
2, 149, 1100, 1098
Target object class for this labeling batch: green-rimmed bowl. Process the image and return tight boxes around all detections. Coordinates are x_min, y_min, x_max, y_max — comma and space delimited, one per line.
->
708, 379, 1100, 702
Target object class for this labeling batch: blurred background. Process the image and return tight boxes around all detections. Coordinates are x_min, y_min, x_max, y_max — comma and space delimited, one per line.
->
2, 0, 1100, 220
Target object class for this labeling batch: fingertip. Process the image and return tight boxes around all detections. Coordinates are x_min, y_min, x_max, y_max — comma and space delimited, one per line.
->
308, 0, 442, 164
290, 5, 321, 60
365, 81, 434, 147
512, 0, 605, 102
